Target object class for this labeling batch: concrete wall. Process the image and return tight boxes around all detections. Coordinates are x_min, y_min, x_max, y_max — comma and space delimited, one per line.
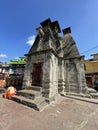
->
84, 60, 98, 73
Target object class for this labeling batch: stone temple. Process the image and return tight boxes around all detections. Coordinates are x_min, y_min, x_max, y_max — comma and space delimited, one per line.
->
12, 18, 91, 110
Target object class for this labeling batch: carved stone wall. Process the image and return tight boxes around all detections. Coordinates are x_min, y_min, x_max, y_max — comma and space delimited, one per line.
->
23, 18, 88, 100
23, 50, 58, 98
42, 51, 58, 98
65, 57, 87, 94
58, 58, 66, 94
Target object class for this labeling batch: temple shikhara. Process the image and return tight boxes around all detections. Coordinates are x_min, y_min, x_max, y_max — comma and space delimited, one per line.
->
12, 18, 92, 110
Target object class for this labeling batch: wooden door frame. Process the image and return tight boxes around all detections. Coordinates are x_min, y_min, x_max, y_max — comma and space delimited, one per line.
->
32, 62, 43, 86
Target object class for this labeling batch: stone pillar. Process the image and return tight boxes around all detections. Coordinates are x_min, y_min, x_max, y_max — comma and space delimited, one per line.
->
42, 53, 51, 98
58, 58, 66, 94
42, 52, 58, 99
49, 54, 58, 97
64, 60, 69, 92
22, 56, 31, 88
76, 57, 87, 94
66, 57, 87, 95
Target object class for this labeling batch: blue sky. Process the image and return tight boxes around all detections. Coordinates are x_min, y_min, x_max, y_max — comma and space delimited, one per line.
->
0, 0, 98, 62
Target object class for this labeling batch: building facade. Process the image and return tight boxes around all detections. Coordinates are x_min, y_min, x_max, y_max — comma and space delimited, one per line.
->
0, 57, 26, 88
84, 53, 98, 90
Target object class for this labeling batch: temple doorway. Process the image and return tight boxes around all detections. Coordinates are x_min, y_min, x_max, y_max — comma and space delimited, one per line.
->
32, 63, 42, 86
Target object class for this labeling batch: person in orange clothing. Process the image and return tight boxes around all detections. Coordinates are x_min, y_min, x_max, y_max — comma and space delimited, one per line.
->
3, 86, 16, 99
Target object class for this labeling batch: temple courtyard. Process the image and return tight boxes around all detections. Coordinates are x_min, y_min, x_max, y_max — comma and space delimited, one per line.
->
0, 92, 98, 130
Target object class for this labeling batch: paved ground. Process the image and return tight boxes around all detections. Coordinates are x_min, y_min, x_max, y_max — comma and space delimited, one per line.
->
0, 92, 98, 130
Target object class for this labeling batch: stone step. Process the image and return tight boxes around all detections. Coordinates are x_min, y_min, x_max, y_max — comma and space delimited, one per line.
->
11, 95, 48, 111
17, 89, 41, 100
87, 88, 97, 94
90, 93, 98, 99
26, 86, 42, 92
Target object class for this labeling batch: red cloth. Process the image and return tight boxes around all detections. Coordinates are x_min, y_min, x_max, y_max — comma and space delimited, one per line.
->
7, 93, 15, 98
6, 87, 16, 99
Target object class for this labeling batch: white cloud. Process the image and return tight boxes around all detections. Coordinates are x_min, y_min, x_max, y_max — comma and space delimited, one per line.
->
15, 57, 19, 60
0, 54, 7, 58
26, 35, 36, 46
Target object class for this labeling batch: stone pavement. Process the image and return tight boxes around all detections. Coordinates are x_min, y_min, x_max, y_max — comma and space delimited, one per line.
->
0, 93, 98, 130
